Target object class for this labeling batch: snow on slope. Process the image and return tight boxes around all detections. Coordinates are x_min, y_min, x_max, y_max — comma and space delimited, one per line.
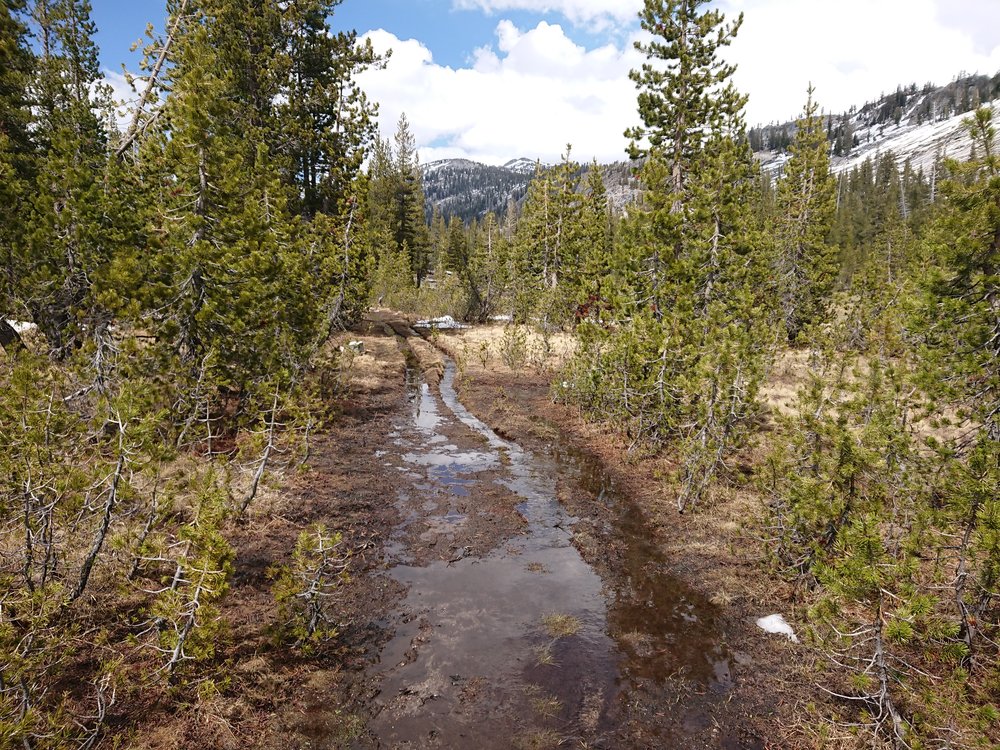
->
422, 158, 482, 176
502, 157, 541, 174
832, 100, 1000, 175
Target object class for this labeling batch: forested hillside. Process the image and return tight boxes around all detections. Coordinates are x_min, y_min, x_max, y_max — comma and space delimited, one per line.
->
751, 71, 1000, 156
421, 156, 643, 224
1, 0, 998, 747
422, 158, 534, 223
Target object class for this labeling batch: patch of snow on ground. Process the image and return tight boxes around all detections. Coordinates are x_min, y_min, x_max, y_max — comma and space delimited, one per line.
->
5, 320, 37, 334
756, 614, 798, 643
413, 315, 469, 330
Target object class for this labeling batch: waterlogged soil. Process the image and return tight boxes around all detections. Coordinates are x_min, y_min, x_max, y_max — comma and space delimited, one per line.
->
117, 315, 784, 750
436, 333, 797, 747
345, 318, 772, 749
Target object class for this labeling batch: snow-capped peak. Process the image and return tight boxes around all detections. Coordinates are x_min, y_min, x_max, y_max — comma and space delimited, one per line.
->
502, 157, 542, 174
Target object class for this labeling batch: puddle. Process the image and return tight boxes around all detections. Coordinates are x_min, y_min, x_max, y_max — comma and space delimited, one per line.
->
551, 442, 734, 691
369, 352, 734, 746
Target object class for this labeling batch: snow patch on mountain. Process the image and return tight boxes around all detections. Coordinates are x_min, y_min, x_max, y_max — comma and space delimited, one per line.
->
423, 158, 482, 176
832, 100, 1000, 175
503, 157, 541, 174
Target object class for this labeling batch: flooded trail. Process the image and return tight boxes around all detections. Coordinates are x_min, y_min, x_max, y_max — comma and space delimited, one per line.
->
368, 339, 743, 748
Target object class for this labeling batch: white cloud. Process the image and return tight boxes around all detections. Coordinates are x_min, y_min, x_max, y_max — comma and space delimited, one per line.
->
357, 1, 1000, 164
452, 0, 643, 30
358, 22, 643, 165
932, 0, 1000, 55
101, 68, 142, 130
721, 0, 1000, 124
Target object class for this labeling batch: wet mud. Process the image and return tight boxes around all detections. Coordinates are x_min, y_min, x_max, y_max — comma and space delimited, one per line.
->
367, 338, 754, 748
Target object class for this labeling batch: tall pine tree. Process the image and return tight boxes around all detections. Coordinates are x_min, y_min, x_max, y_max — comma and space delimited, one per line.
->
569, 0, 772, 510
0, 0, 34, 351
774, 85, 838, 342
22, 0, 114, 354
392, 113, 430, 285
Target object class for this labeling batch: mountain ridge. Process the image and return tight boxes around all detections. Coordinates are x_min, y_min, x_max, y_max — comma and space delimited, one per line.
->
424, 70, 1000, 224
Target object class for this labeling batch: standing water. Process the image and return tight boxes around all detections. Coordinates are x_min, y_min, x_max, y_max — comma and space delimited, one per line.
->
369, 353, 736, 747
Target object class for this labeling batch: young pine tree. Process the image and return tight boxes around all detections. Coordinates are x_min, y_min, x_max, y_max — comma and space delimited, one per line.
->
774, 86, 838, 342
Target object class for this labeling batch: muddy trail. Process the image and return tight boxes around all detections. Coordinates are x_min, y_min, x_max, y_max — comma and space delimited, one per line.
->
360, 321, 762, 749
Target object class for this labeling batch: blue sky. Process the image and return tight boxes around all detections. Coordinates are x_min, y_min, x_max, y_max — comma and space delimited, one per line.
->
92, 2, 162, 72
91, 0, 628, 73
90, 1, 1000, 165
337, 0, 624, 69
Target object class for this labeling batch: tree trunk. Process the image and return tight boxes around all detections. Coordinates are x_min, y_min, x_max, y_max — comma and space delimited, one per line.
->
70, 450, 126, 602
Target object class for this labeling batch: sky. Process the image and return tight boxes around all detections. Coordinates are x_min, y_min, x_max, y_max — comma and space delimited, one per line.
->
91, 0, 1000, 166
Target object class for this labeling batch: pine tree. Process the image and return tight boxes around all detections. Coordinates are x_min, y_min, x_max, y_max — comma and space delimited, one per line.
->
443, 214, 482, 316
392, 114, 430, 285
0, 0, 34, 351
918, 108, 1000, 668
146, 0, 321, 402
921, 107, 1000, 437
367, 134, 413, 306
624, 0, 750, 309
626, 0, 743, 169
428, 204, 447, 271
470, 211, 510, 321
774, 86, 838, 342
575, 162, 617, 320
281, 0, 381, 218
568, 0, 772, 510
19, 0, 117, 355
511, 148, 584, 325
509, 162, 549, 321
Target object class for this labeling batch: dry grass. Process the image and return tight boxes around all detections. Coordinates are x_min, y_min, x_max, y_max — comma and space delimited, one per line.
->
529, 693, 563, 718
513, 729, 564, 750
534, 643, 557, 666
760, 349, 814, 418
541, 613, 583, 639
709, 589, 736, 606
325, 332, 405, 393
440, 324, 577, 376
759, 345, 971, 446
